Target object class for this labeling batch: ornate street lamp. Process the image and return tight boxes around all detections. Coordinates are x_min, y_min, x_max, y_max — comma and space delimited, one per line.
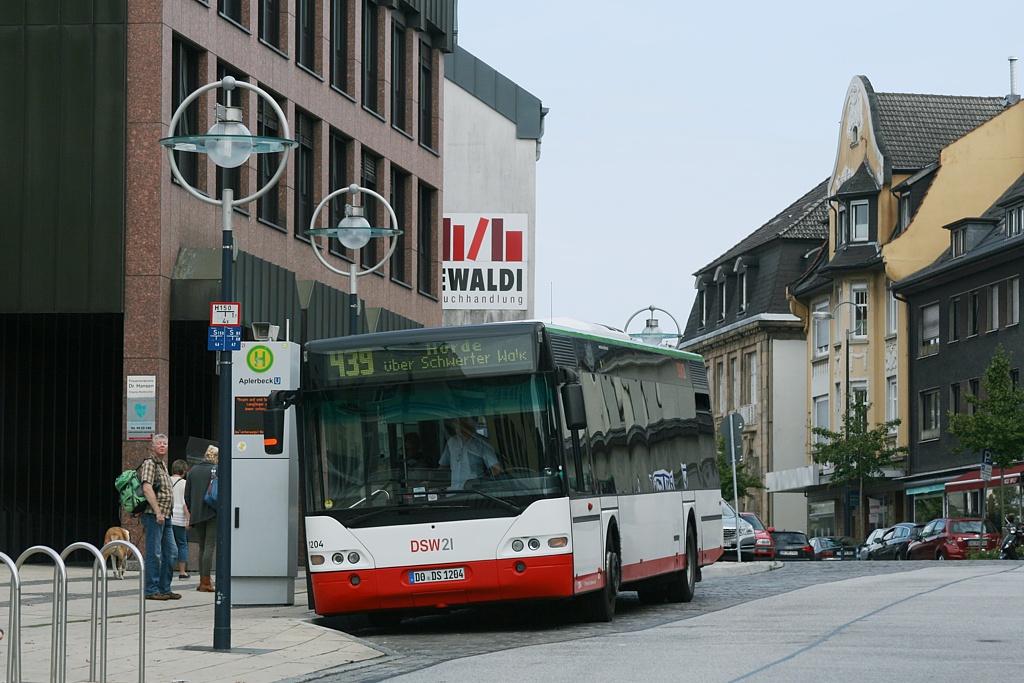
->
158, 76, 297, 650
304, 184, 402, 334
624, 305, 683, 347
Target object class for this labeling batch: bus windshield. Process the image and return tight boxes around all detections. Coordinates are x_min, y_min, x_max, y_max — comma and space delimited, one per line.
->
303, 374, 566, 520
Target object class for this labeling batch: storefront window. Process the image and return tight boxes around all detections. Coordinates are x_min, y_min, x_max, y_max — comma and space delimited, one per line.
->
913, 493, 943, 523
809, 501, 836, 537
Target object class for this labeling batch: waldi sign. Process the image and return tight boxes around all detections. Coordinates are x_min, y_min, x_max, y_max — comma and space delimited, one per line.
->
442, 213, 529, 310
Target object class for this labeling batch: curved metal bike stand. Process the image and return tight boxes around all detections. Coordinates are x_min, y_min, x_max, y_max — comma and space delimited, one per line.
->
60, 542, 109, 683
98, 539, 146, 683
15, 546, 69, 683
1, 551, 21, 683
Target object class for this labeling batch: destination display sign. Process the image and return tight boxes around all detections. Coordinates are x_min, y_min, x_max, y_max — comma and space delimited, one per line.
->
312, 333, 537, 385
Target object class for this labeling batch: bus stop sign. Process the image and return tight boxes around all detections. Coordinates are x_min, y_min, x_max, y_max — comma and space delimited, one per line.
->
722, 412, 744, 464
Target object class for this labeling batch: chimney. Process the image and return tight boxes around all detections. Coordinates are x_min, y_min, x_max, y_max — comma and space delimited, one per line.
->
1007, 56, 1021, 106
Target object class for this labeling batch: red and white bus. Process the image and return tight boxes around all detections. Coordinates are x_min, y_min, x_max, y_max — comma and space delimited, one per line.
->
265, 320, 723, 623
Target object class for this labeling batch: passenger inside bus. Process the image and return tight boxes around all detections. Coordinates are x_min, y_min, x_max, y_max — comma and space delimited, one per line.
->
438, 417, 503, 490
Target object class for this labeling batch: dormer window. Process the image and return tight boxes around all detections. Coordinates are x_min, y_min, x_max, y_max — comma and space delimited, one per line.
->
719, 281, 727, 320
837, 205, 848, 245
899, 194, 912, 232
952, 228, 968, 258
738, 270, 748, 312
1008, 204, 1024, 238
851, 200, 869, 241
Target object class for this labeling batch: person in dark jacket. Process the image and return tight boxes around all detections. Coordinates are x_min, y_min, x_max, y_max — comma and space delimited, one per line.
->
184, 445, 218, 593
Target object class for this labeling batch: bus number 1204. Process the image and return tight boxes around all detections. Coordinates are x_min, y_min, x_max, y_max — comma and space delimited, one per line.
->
409, 567, 465, 584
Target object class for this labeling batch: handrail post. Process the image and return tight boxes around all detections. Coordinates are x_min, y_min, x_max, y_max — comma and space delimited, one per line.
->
61, 542, 108, 682
15, 546, 68, 683
1, 552, 21, 683
101, 540, 147, 683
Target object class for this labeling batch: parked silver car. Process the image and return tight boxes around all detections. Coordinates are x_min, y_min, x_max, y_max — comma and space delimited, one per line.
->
721, 499, 755, 560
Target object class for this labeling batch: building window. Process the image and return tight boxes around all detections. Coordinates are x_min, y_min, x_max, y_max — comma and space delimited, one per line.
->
836, 205, 848, 245
968, 290, 980, 336
886, 282, 897, 336
719, 281, 727, 320
899, 194, 912, 232
989, 284, 1000, 331
216, 64, 246, 204
813, 300, 830, 356
851, 200, 869, 242
813, 395, 829, 443
391, 20, 407, 130
743, 352, 757, 405
949, 297, 961, 342
952, 228, 968, 258
418, 40, 434, 148
327, 130, 351, 259
716, 361, 725, 414
1009, 277, 1020, 326
297, 0, 317, 72
920, 303, 939, 356
417, 182, 436, 295
360, 151, 380, 268
330, 0, 350, 92
219, 0, 242, 24
390, 166, 409, 284
699, 289, 708, 328
730, 357, 740, 410
950, 382, 961, 415
1013, 369, 1021, 387
294, 111, 316, 240
853, 284, 868, 337
362, 0, 380, 113
920, 389, 940, 441
1008, 204, 1024, 237
256, 95, 282, 228
171, 37, 199, 189
968, 378, 980, 414
259, 0, 281, 49
886, 376, 898, 430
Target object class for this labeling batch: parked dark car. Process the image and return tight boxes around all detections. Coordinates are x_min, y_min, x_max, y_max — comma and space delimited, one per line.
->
740, 512, 776, 560
770, 530, 814, 560
859, 527, 890, 560
907, 518, 1000, 560
809, 536, 859, 560
867, 522, 924, 561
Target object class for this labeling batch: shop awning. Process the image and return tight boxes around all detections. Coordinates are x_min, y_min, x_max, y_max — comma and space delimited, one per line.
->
944, 463, 1024, 493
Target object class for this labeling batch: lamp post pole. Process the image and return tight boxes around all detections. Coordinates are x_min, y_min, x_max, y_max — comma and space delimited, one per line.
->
160, 78, 295, 650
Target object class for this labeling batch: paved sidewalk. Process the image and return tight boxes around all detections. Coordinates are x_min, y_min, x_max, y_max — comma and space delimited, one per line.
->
2, 565, 383, 683
1, 560, 776, 683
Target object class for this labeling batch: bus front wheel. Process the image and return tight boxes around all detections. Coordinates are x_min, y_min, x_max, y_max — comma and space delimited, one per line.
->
582, 533, 620, 622
666, 525, 697, 603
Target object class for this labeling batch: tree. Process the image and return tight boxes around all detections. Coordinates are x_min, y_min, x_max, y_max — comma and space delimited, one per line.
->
716, 435, 765, 503
947, 344, 1024, 524
811, 401, 906, 537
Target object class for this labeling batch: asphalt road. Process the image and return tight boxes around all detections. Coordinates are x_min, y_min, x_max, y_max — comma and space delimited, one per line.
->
310, 560, 1020, 682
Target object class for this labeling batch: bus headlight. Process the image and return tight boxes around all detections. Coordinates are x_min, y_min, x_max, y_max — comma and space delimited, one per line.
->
512, 539, 524, 552
348, 551, 361, 564
332, 553, 345, 564
310, 554, 326, 565
548, 537, 568, 548
528, 538, 541, 551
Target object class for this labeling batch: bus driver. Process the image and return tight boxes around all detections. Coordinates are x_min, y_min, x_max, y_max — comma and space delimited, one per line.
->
439, 417, 502, 490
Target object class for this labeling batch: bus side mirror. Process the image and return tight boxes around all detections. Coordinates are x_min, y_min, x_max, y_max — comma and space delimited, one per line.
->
263, 390, 299, 455
561, 383, 587, 431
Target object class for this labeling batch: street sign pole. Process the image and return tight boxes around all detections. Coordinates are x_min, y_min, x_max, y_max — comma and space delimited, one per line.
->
723, 412, 744, 563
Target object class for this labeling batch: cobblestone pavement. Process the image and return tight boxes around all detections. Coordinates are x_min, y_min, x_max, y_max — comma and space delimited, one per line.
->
313, 560, 930, 682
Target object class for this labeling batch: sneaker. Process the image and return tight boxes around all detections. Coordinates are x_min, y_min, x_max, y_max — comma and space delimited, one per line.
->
145, 593, 170, 601
179, 573, 191, 580
166, 592, 182, 600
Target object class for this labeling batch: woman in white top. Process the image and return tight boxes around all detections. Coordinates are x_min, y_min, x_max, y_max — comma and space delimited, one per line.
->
169, 459, 191, 580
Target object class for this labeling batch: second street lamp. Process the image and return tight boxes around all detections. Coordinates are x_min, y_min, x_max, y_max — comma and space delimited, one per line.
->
305, 184, 402, 335
624, 305, 683, 347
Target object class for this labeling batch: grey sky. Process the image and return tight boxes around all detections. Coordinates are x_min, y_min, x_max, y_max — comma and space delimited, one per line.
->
454, 1, 1024, 336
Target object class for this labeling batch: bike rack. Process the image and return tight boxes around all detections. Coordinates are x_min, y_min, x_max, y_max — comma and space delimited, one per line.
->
2, 540, 146, 683
1, 552, 21, 683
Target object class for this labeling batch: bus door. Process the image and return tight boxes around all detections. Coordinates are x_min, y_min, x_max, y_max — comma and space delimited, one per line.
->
561, 375, 605, 591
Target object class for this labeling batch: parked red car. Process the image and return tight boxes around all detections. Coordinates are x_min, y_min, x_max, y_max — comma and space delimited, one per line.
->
906, 518, 1000, 560
740, 512, 775, 560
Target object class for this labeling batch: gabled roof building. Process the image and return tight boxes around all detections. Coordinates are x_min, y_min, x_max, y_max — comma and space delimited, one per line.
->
681, 180, 829, 532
